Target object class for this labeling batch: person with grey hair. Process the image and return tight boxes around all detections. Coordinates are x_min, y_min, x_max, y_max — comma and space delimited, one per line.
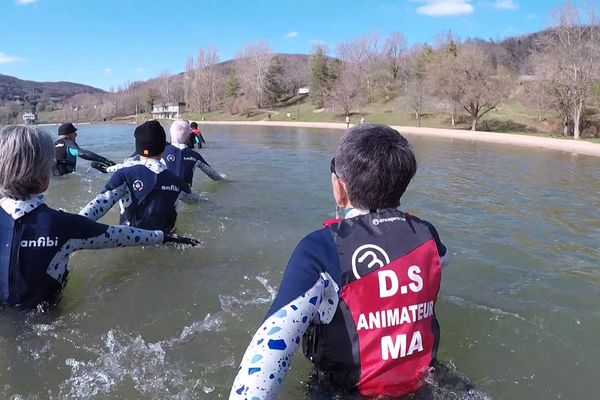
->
163, 119, 225, 185
105, 120, 224, 186
230, 124, 448, 399
0, 125, 199, 310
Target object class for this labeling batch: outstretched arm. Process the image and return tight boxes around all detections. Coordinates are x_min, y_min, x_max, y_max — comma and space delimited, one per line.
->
195, 156, 224, 181
230, 231, 340, 400
72, 144, 114, 165
79, 173, 128, 221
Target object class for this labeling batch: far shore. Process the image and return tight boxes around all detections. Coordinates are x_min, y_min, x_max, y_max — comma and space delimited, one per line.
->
199, 120, 600, 158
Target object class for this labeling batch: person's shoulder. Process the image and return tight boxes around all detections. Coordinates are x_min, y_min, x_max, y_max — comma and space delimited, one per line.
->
404, 213, 447, 256
292, 227, 337, 260
404, 212, 438, 232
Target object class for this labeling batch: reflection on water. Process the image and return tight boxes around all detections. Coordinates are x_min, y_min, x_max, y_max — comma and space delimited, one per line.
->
0, 124, 598, 399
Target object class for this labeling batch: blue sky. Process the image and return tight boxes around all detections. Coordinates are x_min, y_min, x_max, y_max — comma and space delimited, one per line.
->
0, 0, 578, 90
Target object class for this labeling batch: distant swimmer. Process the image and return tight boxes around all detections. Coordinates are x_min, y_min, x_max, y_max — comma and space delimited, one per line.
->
187, 121, 206, 149
80, 120, 200, 233
230, 124, 448, 399
0, 125, 198, 310
53, 122, 116, 176
166, 119, 225, 185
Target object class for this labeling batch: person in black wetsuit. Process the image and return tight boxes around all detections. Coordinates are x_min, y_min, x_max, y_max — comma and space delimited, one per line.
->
186, 121, 206, 149
0, 125, 198, 310
53, 122, 116, 176
166, 119, 225, 186
80, 120, 201, 233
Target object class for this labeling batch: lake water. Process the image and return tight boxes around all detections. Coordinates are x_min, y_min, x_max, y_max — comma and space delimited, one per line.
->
0, 124, 598, 399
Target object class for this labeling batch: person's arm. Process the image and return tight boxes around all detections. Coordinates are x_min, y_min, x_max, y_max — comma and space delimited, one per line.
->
105, 159, 140, 173
177, 180, 203, 203
195, 154, 224, 181
45, 214, 199, 282
69, 143, 115, 165
424, 221, 449, 268
230, 231, 340, 400
79, 172, 128, 221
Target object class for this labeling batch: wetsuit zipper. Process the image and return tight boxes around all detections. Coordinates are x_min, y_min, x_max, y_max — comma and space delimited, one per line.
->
2, 220, 22, 309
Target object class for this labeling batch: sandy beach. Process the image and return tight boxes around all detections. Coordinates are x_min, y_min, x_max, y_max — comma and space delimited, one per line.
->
200, 120, 600, 158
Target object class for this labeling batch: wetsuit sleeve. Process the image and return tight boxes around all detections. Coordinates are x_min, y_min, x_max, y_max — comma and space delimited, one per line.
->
230, 229, 340, 400
195, 154, 224, 181
105, 159, 139, 173
79, 172, 128, 221
63, 215, 164, 251
424, 222, 448, 268
177, 179, 202, 203
74, 145, 112, 164
45, 213, 164, 283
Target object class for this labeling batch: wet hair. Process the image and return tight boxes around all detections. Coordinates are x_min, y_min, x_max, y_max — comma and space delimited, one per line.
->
169, 119, 190, 145
334, 124, 417, 210
0, 125, 55, 199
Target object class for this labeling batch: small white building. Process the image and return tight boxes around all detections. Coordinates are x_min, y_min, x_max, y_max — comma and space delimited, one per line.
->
151, 102, 186, 119
298, 87, 310, 95
22, 112, 36, 125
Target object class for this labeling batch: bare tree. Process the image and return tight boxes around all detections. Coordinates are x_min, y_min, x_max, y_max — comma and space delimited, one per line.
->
452, 43, 512, 130
533, 0, 600, 139
337, 33, 381, 103
158, 70, 173, 102
427, 33, 463, 126
328, 65, 361, 115
235, 42, 272, 108
194, 48, 220, 112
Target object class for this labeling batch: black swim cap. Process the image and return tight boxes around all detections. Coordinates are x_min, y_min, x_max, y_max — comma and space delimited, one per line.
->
135, 120, 166, 157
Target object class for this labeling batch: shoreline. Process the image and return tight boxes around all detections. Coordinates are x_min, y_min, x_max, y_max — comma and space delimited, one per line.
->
199, 120, 600, 158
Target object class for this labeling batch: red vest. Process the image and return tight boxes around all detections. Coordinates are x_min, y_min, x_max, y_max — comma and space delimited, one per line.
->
304, 209, 442, 397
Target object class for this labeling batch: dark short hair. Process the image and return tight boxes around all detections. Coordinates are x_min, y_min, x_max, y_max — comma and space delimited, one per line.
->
190, 122, 198, 129
335, 124, 417, 210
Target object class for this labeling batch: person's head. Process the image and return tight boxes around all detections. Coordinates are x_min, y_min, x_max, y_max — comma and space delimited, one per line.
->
58, 122, 77, 140
0, 125, 55, 199
331, 124, 417, 210
169, 119, 190, 145
135, 120, 166, 159
190, 121, 198, 129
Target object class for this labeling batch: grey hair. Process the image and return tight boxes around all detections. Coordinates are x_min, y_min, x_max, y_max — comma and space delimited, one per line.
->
0, 125, 55, 199
169, 119, 190, 145
335, 124, 417, 210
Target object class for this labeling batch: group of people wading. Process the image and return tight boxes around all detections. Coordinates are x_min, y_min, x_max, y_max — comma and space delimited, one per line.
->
0, 121, 448, 399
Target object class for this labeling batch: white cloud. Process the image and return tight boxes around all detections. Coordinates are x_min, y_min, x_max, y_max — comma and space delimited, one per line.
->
416, 0, 474, 16
16, 0, 38, 4
135, 67, 145, 73
493, 0, 518, 10
0, 52, 24, 64
103, 68, 112, 75
284, 31, 299, 39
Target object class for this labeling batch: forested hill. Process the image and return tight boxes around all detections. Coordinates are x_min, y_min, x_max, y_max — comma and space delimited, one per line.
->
0, 73, 104, 104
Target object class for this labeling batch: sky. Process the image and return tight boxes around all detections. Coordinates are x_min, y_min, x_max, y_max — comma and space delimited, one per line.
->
0, 0, 582, 90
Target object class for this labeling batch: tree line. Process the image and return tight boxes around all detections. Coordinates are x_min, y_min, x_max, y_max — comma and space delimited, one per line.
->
6, 0, 598, 139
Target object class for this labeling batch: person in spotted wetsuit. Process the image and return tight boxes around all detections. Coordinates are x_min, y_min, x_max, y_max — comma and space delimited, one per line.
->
53, 122, 116, 176
80, 120, 201, 234
230, 124, 449, 399
0, 125, 197, 310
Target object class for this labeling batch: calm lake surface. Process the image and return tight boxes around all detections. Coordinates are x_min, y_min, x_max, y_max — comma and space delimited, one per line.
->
0, 123, 598, 399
